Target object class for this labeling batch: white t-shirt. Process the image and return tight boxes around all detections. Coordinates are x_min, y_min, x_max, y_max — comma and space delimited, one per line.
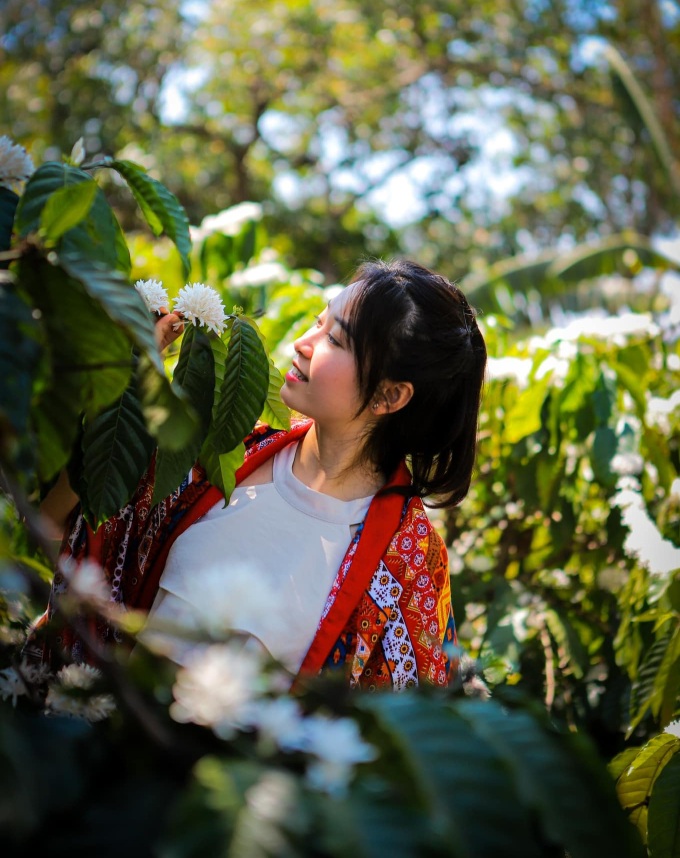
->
140, 442, 373, 672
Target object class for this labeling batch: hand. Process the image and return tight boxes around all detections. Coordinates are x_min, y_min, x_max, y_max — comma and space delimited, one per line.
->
155, 309, 185, 351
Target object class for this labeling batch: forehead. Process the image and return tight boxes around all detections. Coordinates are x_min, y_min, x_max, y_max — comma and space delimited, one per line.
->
329, 281, 362, 317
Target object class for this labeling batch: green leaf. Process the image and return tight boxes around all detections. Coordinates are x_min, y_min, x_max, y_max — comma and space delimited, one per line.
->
136, 351, 198, 452
610, 748, 644, 783
15, 162, 130, 274
39, 180, 98, 245
617, 733, 680, 839
648, 748, 680, 858
0, 286, 40, 439
630, 629, 675, 731
0, 187, 18, 253
152, 325, 215, 505
459, 698, 643, 858
361, 695, 542, 858
504, 377, 550, 444
604, 45, 680, 200
80, 384, 156, 527
18, 253, 134, 480
210, 317, 270, 452
260, 359, 291, 430
56, 252, 164, 374
591, 427, 618, 486
106, 159, 192, 279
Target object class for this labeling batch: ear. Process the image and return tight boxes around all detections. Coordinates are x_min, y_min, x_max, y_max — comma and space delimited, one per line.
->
372, 380, 414, 415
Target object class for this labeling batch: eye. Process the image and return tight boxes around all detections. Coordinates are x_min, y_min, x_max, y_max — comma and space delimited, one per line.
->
327, 332, 340, 346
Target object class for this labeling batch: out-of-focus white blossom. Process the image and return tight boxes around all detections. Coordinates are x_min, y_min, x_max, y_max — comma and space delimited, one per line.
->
0, 135, 34, 191
58, 557, 109, 602
670, 478, 680, 499
246, 697, 308, 752
665, 719, 680, 738
0, 660, 51, 705
611, 453, 644, 476
230, 261, 289, 288
486, 357, 532, 388
170, 642, 265, 738
535, 354, 570, 382
647, 390, 680, 435
45, 664, 116, 722
613, 487, 680, 579
135, 279, 169, 314
173, 282, 227, 334
301, 715, 377, 796
541, 313, 659, 347
70, 137, 86, 166
191, 202, 263, 241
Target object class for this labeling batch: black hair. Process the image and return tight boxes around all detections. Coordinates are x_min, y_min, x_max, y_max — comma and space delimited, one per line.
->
347, 258, 487, 508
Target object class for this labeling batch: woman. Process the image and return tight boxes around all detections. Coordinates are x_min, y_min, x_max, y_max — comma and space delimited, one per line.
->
35, 259, 487, 691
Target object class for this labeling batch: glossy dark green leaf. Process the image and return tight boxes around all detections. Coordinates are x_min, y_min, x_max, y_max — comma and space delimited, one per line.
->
260, 359, 291, 430
648, 747, 680, 858
18, 253, 133, 480
361, 695, 541, 858
135, 351, 198, 452
39, 180, 98, 245
15, 162, 129, 274
210, 317, 269, 453
106, 159, 192, 279
152, 325, 215, 505
80, 384, 155, 526
0, 286, 40, 440
0, 187, 18, 254
459, 698, 643, 858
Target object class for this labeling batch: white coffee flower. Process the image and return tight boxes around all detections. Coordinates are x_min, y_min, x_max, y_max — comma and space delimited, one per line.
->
45, 664, 116, 722
135, 278, 169, 314
173, 282, 227, 334
247, 697, 308, 752
0, 660, 52, 706
70, 137, 86, 166
170, 641, 265, 739
300, 715, 377, 796
0, 667, 28, 705
0, 135, 35, 191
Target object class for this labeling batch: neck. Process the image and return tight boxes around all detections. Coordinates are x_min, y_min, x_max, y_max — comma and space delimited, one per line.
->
294, 421, 384, 501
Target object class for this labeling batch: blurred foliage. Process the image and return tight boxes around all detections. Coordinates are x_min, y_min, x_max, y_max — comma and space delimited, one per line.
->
1, 0, 679, 279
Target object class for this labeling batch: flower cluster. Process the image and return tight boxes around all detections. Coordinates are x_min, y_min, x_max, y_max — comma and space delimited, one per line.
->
135, 278, 227, 335
173, 282, 227, 334
0, 660, 51, 706
45, 664, 116, 722
613, 483, 680, 578
135, 279, 169, 314
0, 135, 35, 192
171, 642, 377, 795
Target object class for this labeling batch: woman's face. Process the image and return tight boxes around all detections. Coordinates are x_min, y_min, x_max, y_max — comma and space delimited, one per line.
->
281, 284, 369, 431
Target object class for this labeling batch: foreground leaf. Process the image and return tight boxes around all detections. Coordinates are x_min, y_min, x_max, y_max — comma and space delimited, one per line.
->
648, 749, 680, 858
106, 159, 192, 279
0, 187, 18, 254
39, 180, 98, 245
81, 384, 156, 526
152, 325, 215, 504
260, 359, 290, 431
0, 286, 40, 442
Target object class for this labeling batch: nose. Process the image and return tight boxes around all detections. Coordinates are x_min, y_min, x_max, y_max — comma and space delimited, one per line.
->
293, 323, 316, 357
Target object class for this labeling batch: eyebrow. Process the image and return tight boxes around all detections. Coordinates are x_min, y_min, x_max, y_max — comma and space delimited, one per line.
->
327, 301, 351, 336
